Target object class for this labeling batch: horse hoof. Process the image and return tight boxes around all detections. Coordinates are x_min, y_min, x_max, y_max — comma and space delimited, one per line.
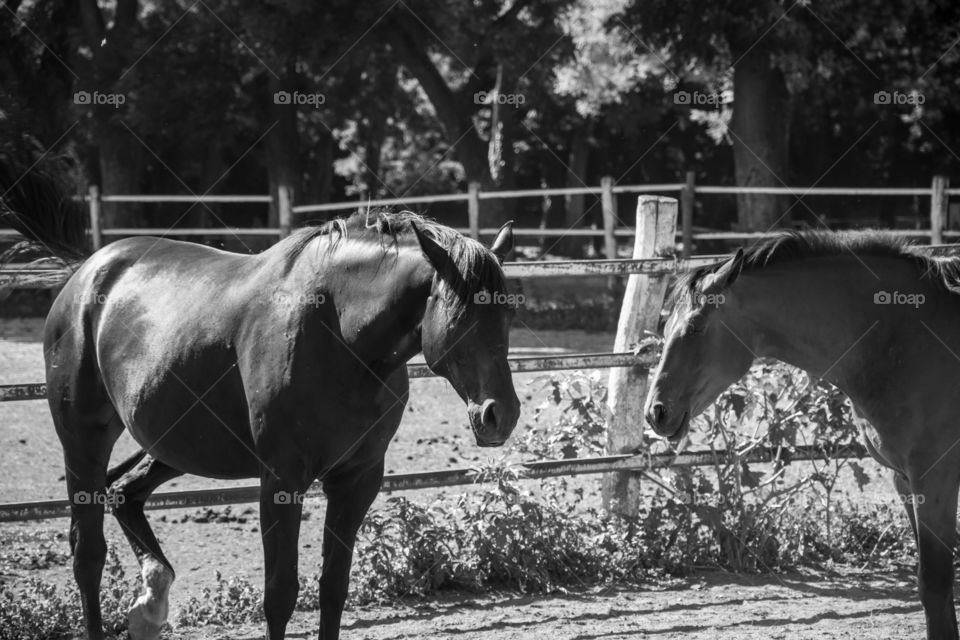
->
127, 559, 174, 640
127, 604, 163, 640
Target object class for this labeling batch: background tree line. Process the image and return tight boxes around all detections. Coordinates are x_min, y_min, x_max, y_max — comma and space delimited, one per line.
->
2, 0, 959, 255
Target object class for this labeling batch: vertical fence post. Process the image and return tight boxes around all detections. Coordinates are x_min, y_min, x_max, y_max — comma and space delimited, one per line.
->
681, 171, 695, 258
601, 176, 617, 261
467, 181, 481, 240
931, 175, 949, 244
88, 185, 103, 251
603, 195, 677, 517
277, 184, 293, 239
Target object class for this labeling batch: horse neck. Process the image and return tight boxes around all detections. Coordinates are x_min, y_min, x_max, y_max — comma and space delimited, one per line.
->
724, 255, 924, 390
297, 236, 435, 373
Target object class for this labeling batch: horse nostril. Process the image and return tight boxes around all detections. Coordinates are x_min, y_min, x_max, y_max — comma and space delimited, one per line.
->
646, 402, 666, 429
481, 399, 498, 428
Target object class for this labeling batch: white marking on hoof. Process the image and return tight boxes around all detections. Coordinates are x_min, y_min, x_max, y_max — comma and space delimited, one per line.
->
127, 557, 174, 640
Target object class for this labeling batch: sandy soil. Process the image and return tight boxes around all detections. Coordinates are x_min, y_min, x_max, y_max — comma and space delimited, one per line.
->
162, 567, 925, 640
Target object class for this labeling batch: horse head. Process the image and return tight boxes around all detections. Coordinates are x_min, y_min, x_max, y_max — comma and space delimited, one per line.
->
412, 222, 521, 447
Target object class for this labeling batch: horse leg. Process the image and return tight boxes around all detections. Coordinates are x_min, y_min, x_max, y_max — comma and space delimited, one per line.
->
108, 451, 183, 640
317, 462, 384, 640
894, 471, 919, 543
260, 470, 306, 640
56, 411, 123, 640
909, 463, 960, 640
106, 449, 148, 486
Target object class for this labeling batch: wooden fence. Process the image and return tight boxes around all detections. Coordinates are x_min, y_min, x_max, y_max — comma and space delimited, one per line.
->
0, 194, 953, 520
0, 443, 869, 523
2, 176, 954, 258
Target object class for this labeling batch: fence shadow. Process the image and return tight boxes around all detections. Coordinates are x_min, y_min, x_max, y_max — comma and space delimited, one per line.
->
331, 565, 918, 634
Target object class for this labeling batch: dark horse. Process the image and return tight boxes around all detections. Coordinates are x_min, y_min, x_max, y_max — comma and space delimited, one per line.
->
645, 231, 960, 640
2, 164, 521, 640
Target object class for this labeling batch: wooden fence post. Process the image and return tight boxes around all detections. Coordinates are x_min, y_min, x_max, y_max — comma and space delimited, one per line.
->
467, 181, 481, 240
603, 195, 677, 516
88, 185, 102, 251
277, 184, 293, 239
601, 176, 617, 260
931, 175, 949, 244
681, 171, 695, 258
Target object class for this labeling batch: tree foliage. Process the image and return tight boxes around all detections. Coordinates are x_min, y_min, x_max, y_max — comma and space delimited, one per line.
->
1, 0, 959, 244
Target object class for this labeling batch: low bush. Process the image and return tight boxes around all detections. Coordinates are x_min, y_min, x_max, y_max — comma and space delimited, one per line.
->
0, 547, 138, 640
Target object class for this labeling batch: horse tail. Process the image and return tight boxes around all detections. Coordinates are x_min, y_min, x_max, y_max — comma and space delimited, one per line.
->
0, 151, 91, 269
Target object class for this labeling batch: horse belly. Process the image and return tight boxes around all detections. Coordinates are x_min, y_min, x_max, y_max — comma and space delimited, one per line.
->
107, 355, 261, 479
128, 395, 260, 479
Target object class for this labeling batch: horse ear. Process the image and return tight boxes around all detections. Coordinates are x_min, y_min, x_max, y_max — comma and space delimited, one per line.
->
489, 221, 514, 264
716, 248, 745, 287
411, 222, 448, 270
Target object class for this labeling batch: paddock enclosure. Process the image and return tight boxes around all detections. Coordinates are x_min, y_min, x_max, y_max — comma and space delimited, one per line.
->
0, 193, 954, 638
0, 196, 882, 520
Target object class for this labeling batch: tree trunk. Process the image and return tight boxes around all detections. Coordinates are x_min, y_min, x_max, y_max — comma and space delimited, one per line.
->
559, 121, 592, 257
541, 157, 567, 256
730, 46, 791, 231
97, 120, 142, 227
72, 0, 142, 229
466, 164, 506, 232
364, 115, 386, 198
190, 137, 224, 231
386, 19, 509, 228
489, 85, 517, 224
265, 69, 300, 230
306, 127, 335, 214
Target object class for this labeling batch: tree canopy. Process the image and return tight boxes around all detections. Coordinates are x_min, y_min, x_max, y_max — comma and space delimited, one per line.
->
1, 0, 958, 252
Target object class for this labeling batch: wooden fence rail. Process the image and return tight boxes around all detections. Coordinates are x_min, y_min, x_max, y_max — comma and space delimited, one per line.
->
5, 176, 948, 253
0, 352, 660, 403
0, 255, 727, 290
0, 443, 869, 523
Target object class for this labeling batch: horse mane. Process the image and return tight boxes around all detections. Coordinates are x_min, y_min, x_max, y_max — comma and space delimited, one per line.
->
282, 209, 507, 312
677, 230, 960, 301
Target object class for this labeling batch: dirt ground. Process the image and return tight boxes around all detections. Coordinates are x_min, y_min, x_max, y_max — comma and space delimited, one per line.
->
0, 318, 930, 639
162, 567, 925, 640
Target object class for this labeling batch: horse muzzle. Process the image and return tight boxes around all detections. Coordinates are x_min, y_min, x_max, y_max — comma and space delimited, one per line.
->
645, 401, 689, 442
468, 397, 519, 447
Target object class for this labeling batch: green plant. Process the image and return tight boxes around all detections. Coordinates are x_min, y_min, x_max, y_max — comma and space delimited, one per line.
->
0, 545, 141, 640
176, 571, 264, 626
0, 580, 75, 640
350, 496, 478, 603
519, 370, 608, 460
634, 361, 888, 571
